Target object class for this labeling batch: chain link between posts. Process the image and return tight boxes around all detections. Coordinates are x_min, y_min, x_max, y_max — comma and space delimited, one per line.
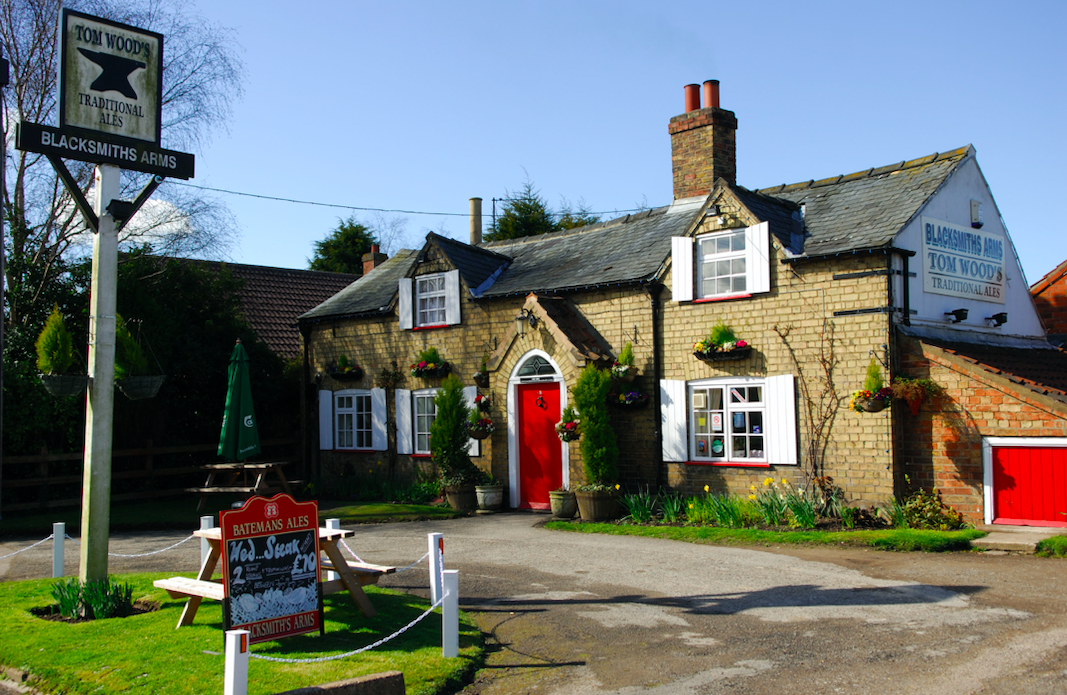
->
0, 534, 55, 560
62, 533, 197, 557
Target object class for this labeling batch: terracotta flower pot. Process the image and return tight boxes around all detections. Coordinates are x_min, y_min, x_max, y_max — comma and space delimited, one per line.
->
445, 484, 478, 511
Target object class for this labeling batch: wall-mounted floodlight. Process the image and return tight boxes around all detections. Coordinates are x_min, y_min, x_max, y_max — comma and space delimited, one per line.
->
945, 308, 968, 323
987, 312, 1007, 327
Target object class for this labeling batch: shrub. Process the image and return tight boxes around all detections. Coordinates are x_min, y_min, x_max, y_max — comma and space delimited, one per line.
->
882, 476, 969, 530
572, 363, 617, 487
430, 375, 482, 486
35, 304, 75, 374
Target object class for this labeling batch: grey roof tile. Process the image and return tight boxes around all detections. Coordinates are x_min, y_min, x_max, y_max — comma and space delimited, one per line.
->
300, 250, 418, 322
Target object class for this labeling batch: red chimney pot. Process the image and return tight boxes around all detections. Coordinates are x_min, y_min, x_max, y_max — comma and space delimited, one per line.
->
703, 80, 720, 109
684, 84, 701, 113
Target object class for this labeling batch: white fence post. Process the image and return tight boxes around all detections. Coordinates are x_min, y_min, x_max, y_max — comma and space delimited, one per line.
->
224, 629, 250, 695
326, 518, 341, 581
442, 569, 459, 658
200, 515, 214, 569
428, 533, 444, 604
52, 522, 65, 578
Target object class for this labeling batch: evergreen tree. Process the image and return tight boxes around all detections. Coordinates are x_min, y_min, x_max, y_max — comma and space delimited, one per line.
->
572, 363, 618, 486
308, 217, 378, 274
485, 181, 559, 242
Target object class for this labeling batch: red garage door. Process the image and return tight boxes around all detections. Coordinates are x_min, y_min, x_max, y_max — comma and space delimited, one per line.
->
992, 446, 1067, 527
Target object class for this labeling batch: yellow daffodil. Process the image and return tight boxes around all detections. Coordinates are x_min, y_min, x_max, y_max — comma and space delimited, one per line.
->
781, 478, 788, 486
764, 477, 774, 486
688, 503, 694, 509
750, 484, 756, 492
704, 484, 710, 492
615, 484, 620, 490
748, 494, 756, 500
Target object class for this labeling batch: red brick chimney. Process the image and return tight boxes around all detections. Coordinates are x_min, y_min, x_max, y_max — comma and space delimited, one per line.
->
669, 79, 737, 199
362, 244, 387, 275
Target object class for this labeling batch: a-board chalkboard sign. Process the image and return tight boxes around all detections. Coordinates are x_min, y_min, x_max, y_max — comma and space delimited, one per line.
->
220, 494, 321, 643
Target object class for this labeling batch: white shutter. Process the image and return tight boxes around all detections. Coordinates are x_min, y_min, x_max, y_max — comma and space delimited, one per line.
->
371, 388, 388, 451
660, 379, 688, 462
318, 390, 333, 450
765, 374, 798, 465
745, 221, 771, 295
462, 385, 480, 457
396, 389, 413, 455
398, 278, 413, 330
444, 269, 461, 325
671, 237, 694, 302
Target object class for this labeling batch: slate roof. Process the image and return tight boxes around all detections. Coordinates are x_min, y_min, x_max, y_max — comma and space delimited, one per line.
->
757, 146, 973, 257
187, 260, 359, 358
428, 233, 510, 293
731, 186, 804, 254
479, 205, 694, 297
920, 337, 1067, 406
300, 250, 418, 323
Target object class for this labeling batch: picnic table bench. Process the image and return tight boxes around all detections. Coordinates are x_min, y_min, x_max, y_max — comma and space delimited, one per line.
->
152, 526, 396, 629
185, 461, 297, 511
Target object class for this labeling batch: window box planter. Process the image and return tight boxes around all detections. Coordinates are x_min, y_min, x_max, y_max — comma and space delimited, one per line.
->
116, 375, 166, 400
693, 346, 752, 363
39, 374, 91, 398
329, 366, 363, 381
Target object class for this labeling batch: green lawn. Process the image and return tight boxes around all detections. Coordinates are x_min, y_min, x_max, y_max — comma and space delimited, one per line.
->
546, 520, 987, 552
0, 497, 463, 538
0, 573, 482, 695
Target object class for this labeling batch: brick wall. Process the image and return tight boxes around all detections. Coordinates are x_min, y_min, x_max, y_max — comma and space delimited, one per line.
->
898, 336, 1067, 523
1031, 263, 1067, 335
669, 106, 737, 198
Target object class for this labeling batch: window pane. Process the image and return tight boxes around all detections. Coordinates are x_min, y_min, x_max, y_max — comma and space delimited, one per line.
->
716, 236, 731, 253
716, 277, 731, 294
731, 411, 747, 432
710, 437, 725, 456
732, 232, 746, 251
732, 436, 748, 457
749, 387, 762, 403
750, 411, 763, 434
733, 276, 746, 292
715, 259, 731, 276
708, 389, 723, 410
732, 258, 746, 274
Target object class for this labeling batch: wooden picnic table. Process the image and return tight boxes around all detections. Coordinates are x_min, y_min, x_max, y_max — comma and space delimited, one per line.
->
186, 461, 296, 511
152, 526, 396, 629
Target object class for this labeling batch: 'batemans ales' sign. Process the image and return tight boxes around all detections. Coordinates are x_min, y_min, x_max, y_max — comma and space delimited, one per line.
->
921, 216, 1006, 304
60, 9, 162, 144
220, 495, 322, 644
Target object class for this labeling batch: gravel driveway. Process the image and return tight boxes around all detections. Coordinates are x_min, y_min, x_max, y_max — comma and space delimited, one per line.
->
3, 513, 1066, 694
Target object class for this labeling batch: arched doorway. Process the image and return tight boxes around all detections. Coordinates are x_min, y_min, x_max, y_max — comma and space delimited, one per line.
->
507, 351, 569, 509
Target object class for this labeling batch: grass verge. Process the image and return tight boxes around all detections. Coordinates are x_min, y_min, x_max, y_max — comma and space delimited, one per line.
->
0, 498, 463, 538
545, 521, 987, 552
0, 573, 482, 695
1035, 535, 1067, 557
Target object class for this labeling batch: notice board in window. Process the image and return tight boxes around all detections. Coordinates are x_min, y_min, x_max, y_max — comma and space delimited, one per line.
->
220, 494, 321, 643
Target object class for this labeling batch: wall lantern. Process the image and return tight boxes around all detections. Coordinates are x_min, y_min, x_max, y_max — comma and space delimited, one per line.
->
945, 308, 968, 323
515, 308, 537, 336
987, 312, 1008, 327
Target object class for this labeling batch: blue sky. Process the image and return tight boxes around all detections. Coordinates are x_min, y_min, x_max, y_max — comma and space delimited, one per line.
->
181, 0, 1067, 283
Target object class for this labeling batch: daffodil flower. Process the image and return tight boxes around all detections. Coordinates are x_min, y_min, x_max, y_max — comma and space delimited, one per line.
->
704, 484, 710, 493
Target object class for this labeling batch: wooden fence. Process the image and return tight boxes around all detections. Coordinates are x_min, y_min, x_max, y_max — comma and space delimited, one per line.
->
1, 438, 300, 512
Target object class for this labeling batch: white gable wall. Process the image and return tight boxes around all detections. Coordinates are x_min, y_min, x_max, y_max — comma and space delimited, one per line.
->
892, 156, 1044, 338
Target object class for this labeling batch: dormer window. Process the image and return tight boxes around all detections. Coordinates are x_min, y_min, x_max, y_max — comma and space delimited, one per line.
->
398, 269, 461, 330
671, 222, 770, 302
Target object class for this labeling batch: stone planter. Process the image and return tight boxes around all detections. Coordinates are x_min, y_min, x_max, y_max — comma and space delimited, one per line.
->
476, 484, 505, 513
445, 484, 478, 511
39, 374, 91, 398
575, 490, 620, 522
549, 490, 577, 519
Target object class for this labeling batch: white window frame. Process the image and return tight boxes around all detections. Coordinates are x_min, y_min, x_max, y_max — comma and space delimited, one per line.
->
416, 273, 448, 327
335, 390, 373, 450
398, 269, 461, 330
689, 378, 767, 463
660, 374, 796, 466
413, 388, 439, 455
318, 388, 387, 452
697, 229, 749, 299
671, 221, 770, 302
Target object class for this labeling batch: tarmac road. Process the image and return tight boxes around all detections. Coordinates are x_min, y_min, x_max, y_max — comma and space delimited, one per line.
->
2, 513, 1066, 694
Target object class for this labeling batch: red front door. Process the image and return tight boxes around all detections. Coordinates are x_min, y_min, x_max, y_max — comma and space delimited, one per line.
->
517, 382, 562, 509
992, 446, 1067, 527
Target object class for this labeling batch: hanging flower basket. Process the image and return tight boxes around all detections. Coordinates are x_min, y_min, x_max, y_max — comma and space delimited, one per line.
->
610, 363, 636, 383
410, 361, 450, 378
473, 370, 490, 388
849, 388, 891, 413
474, 393, 492, 412
609, 390, 649, 409
556, 419, 580, 442
116, 375, 166, 400
466, 417, 495, 440
39, 374, 91, 398
693, 345, 751, 363
329, 365, 363, 381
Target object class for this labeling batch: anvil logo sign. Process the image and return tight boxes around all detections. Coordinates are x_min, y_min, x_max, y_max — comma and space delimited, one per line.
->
77, 48, 146, 99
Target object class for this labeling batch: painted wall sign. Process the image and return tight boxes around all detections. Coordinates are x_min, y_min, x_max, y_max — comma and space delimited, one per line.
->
60, 9, 163, 144
220, 495, 322, 644
921, 216, 1006, 304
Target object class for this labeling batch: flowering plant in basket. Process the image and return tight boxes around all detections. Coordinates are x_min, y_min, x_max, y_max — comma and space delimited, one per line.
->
556, 405, 580, 442
474, 393, 491, 411
410, 346, 450, 377
466, 413, 496, 439
611, 341, 636, 380
612, 390, 649, 408
328, 354, 363, 380
849, 359, 892, 412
